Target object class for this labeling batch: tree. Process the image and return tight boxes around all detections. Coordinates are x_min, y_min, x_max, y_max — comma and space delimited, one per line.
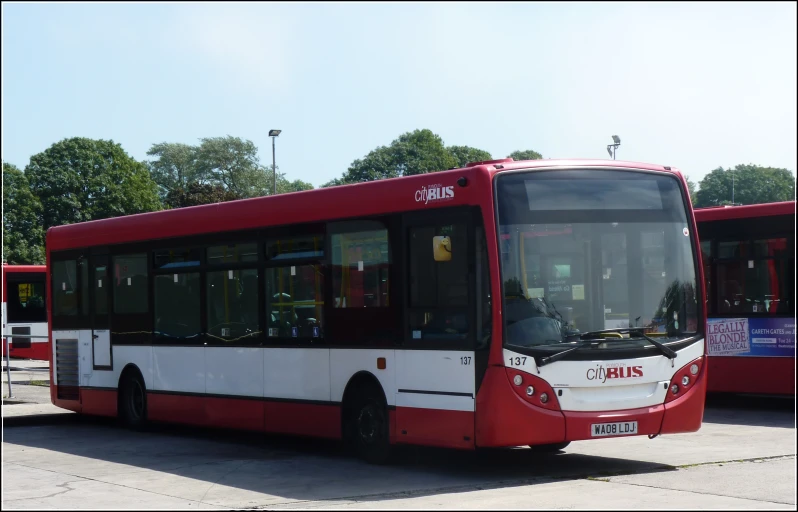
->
164, 182, 242, 209
685, 175, 698, 205
24, 138, 162, 231
279, 178, 314, 194
146, 142, 200, 198
694, 165, 795, 207
446, 146, 492, 168
324, 129, 493, 186
3, 162, 45, 264
508, 149, 543, 161
195, 136, 269, 198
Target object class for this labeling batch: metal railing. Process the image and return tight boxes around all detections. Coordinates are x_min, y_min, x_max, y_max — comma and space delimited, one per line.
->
3, 333, 49, 399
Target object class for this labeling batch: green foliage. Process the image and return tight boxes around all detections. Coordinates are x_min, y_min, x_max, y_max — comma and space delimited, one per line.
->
24, 138, 162, 231
448, 146, 493, 168
694, 165, 795, 207
685, 175, 698, 205
164, 182, 242, 209
146, 142, 200, 198
279, 178, 314, 194
195, 136, 270, 198
2, 162, 45, 264
508, 149, 543, 161
325, 129, 494, 186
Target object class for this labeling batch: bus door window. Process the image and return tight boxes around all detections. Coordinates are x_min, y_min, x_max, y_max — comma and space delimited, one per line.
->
407, 222, 469, 342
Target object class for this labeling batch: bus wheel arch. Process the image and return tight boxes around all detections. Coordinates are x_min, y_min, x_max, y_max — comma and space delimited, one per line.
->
341, 371, 392, 464
117, 364, 148, 430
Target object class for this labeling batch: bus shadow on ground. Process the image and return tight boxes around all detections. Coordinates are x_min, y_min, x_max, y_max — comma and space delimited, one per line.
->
3, 416, 674, 506
703, 394, 795, 428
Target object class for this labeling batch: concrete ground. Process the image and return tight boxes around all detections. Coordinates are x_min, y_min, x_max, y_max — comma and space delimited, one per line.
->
2, 359, 795, 509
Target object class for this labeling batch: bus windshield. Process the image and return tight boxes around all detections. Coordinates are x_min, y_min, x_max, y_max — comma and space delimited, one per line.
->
496, 169, 700, 349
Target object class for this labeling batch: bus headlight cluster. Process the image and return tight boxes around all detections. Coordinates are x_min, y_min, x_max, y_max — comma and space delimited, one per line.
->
513, 375, 523, 386
681, 375, 690, 386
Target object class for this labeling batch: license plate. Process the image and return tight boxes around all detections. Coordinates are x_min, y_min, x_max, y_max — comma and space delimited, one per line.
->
591, 421, 638, 437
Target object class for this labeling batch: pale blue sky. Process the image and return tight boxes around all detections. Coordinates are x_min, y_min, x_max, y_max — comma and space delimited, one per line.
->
2, 2, 796, 187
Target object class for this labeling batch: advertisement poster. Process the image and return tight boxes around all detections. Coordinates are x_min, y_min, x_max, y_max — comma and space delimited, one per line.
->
707, 317, 795, 357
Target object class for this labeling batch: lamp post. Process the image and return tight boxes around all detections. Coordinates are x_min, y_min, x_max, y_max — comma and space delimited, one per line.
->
606, 134, 621, 160
269, 129, 281, 195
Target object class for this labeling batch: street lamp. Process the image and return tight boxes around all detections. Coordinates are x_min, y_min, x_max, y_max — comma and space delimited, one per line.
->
269, 129, 281, 195
606, 135, 621, 160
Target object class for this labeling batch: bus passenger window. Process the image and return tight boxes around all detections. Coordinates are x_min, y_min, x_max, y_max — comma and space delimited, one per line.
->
265, 265, 324, 340
207, 269, 259, 342
332, 229, 390, 308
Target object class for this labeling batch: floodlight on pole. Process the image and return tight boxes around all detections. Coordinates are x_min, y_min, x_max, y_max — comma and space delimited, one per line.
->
606, 134, 621, 160
269, 130, 281, 195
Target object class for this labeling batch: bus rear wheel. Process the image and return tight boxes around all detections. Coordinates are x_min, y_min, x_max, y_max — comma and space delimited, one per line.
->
346, 389, 392, 464
529, 441, 570, 452
119, 372, 147, 430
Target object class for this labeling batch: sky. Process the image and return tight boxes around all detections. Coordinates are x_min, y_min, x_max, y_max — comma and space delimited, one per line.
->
2, 2, 796, 188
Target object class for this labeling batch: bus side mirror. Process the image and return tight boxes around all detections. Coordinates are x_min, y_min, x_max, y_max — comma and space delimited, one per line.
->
433, 236, 452, 262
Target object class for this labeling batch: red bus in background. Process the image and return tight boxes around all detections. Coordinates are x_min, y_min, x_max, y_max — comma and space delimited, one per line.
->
2, 264, 49, 360
695, 201, 796, 396
46, 159, 707, 463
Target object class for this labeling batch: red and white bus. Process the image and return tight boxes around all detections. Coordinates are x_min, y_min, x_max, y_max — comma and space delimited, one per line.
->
2, 264, 49, 360
47, 159, 707, 462
695, 201, 795, 396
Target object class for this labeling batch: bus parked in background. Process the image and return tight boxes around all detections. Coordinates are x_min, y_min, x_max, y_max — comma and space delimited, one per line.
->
47, 159, 706, 463
695, 201, 795, 396
2, 264, 49, 360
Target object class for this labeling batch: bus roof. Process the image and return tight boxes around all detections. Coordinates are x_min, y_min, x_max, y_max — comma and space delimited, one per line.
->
46, 158, 682, 252
694, 201, 796, 222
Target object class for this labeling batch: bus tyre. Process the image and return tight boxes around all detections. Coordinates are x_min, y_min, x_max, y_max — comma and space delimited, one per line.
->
349, 389, 392, 465
119, 372, 147, 430
529, 441, 570, 452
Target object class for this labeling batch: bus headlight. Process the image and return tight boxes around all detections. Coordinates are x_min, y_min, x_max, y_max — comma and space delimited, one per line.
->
690, 364, 699, 375
526, 386, 534, 396
681, 375, 690, 386
539, 393, 549, 403
513, 375, 523, 386
671, 384, 679, 395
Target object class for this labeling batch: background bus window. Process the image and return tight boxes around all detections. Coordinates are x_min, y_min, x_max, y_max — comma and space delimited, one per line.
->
716, 237, 792, 315
52, 260, 79, 317
265, 265, 324, 340
332, 229, 390, 308
207, 269, 259, 342
113, 254, 148, 314
6, 280, 47, 323
154, 272, 201, 341
408, 223, 468, 341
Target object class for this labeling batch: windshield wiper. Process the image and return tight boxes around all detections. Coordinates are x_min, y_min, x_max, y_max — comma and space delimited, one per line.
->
537, 337, 629, 367
567, 327, 678, 363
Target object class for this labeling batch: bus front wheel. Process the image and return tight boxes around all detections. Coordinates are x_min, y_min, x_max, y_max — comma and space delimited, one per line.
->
346, 388, 392, 464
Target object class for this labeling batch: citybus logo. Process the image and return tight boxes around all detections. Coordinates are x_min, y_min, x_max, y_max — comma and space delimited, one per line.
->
586, 363, 643, 383
415, 184, 454, 204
